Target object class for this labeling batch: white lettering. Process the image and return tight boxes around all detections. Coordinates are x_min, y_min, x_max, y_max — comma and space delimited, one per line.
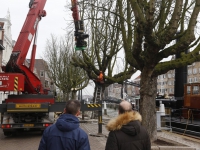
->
0, 85, 7, 88
0, 76, 9, 80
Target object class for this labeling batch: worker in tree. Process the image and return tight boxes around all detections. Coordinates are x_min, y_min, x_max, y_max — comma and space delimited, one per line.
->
96, 71, 104, 84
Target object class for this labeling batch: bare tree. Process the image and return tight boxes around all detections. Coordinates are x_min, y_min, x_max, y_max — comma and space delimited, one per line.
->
108, 0, 200, 141
43, 34, 89, 101
69, 0, 200, 141
71, 0, 137, 102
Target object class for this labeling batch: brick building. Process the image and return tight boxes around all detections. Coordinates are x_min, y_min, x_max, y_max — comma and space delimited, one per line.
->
27, 59, 53, 91
106, 61, 200, 99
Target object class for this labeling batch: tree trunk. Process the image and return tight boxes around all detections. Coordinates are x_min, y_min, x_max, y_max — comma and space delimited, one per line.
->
139, 70, 157, 141
71, 90, 77, 99
63, 92, 70, 101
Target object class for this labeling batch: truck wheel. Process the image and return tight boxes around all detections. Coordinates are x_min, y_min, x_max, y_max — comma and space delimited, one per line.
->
4, 132, 12, 136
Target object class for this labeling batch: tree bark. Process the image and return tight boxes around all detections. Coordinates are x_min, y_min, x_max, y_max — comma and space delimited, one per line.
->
139, 70, 157, 141
71, 90, 77, 99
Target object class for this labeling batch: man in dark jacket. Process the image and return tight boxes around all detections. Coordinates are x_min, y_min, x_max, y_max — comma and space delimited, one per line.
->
38, 100, 90, 150
105, 101, 151, 150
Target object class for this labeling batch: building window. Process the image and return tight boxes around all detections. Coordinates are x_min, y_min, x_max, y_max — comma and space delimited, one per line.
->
168, 73, 171, 78
188, 69, 192, 75
193, 68, 197, 74
188, 78, 193, 83
193, 85, 200, 94
40, 70, 44, 77
45, 80, 49, 87
187, 86, 191, 94
163, 74, 166, 78
194, 77, 198, 82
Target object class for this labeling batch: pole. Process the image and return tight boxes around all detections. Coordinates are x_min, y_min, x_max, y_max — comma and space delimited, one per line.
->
98, 101, 102, 134
81, 86, 84, 120
104, 101, 107, 115
121, 83, 123, 99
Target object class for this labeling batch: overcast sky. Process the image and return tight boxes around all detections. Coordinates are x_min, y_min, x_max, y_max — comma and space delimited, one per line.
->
0, 0, 71, 58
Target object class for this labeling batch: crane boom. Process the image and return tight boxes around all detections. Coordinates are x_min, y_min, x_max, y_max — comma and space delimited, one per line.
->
71, 0, 80, 21
7, 0, 46, 67
2, 0, 47, 94
71, 0, 89, 50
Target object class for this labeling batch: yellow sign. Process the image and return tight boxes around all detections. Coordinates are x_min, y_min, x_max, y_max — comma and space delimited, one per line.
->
14, 77, 18, 91
15, 104, 41, 108
24, 124, 34, 127
87, 104, 101, 108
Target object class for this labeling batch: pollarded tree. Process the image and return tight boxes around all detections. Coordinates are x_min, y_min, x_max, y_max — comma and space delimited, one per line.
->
70, 0, 137, 102
43, 34, 89, 101
112, 0, 200, 140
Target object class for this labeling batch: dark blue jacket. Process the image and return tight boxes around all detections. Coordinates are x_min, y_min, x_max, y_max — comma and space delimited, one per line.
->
38, 114, 90, 150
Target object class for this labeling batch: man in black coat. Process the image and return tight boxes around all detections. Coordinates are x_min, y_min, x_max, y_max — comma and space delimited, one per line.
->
105, 101, 151, 150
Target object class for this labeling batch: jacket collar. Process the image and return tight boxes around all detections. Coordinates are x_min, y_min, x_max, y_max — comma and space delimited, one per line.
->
106, 111, 142, 131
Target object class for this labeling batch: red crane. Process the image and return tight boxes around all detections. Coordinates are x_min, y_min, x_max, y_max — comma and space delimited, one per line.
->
1, 0, 47, 95
0, 0, 89, 136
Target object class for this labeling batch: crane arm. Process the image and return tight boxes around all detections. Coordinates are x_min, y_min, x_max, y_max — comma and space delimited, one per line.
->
71, 0, 89, 50
6, 0, 46, 69
2, 0, 47, 94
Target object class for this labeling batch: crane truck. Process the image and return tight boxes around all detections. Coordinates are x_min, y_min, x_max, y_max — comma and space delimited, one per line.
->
0, 0, 88, 136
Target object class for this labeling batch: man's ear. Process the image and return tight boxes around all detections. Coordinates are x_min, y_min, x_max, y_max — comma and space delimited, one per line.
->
64, 108, 66, 113
76, 110, 80, 116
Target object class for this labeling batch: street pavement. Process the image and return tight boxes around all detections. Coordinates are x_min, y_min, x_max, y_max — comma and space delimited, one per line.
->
80, 122, 108, 150
80, 120, 200, 150
0, 108, 200, 150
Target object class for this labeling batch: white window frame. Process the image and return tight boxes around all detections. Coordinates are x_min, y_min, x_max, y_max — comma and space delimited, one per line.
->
193, 68, 197, 74
194, 77, 198, 82
188, 78, 193, 83
188, 69, 192, 75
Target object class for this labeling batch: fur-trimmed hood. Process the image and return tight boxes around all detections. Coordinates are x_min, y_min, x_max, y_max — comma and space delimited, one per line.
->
106, 111, 142, 131
105, 111, 151, 150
